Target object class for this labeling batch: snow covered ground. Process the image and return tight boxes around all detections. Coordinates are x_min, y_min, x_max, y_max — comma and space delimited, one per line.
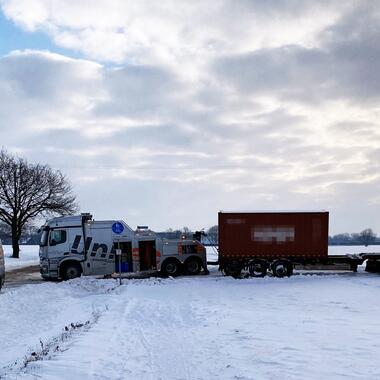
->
328, 245, 380, 255
1, 266, 380, 379
3, 245, 40, 271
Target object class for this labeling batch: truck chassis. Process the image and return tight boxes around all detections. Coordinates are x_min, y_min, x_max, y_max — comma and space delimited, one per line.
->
218, 253, 380, 278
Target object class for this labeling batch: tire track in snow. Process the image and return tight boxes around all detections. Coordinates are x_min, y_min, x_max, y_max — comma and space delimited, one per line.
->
0, 310, 104, 379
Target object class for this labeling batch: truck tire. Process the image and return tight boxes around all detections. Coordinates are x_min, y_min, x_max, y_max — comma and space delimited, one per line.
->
248, 259, 268, 277
185, 257, 202, 275
61, 262, 82, 280
161, 259, 181, 277
224, 260, 242, 278
272, 260, 293, 278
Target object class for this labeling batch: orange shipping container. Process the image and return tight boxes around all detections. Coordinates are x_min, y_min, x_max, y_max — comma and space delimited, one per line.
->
218, 211, 329, 261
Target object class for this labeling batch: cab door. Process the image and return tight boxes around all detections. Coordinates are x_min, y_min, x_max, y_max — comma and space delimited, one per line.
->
48, 229, 70, 259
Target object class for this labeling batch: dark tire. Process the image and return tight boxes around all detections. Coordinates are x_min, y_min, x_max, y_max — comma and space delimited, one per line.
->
365, 260, 380, 273
248, 259, 268, 277
272, 260, 293, 278
185, 257, 202, 275
61, 262, 82, 280
161, 259, 181, 277
223, 260, 242, 278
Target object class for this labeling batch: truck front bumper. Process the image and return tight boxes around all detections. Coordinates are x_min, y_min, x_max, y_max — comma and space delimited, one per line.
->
40, 259, 59, 279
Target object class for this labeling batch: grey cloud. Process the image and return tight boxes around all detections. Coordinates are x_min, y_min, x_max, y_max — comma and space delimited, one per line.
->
213, 46, 329, 101
95, 65, 180, 118
214, 3, 380, 103
104, 124, 196, 148
0, 52, 100, 103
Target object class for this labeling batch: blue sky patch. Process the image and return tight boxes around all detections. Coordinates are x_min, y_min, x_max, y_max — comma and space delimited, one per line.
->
0, 10, 80, 58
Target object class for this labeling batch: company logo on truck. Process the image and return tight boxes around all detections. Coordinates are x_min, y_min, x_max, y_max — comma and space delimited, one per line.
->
68, 235, 114, 259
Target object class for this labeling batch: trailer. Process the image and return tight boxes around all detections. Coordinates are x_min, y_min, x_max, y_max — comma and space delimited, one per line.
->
218, 211, 378, 277
39, 214, 207, 280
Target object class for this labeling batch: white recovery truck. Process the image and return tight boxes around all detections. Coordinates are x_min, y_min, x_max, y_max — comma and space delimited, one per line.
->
39, 213, 208, 280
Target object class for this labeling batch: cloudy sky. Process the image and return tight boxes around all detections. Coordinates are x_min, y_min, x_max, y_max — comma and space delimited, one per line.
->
0, 0, 379, 234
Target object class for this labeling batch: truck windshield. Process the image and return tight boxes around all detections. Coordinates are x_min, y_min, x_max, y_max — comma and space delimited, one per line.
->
40, 229, 49, 247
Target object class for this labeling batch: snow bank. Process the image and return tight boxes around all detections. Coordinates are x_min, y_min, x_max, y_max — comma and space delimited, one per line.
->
1, 269, 380, 379
0, 278, 117, 378
3, 245, 40, 271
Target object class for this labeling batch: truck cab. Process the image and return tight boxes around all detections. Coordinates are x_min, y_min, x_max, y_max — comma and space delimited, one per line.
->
40, 213, 207, 280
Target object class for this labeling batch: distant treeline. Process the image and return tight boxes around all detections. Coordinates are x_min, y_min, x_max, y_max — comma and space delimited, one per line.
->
329, 230, 380, 246
0, 225, 40, 245
1, 224, 379, 246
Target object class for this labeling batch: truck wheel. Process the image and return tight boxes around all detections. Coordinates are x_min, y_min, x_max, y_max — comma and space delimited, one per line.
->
248, 259, 268, 277
161, 259, 181, 277
185, 257, 202, 275
365, 260, 380, 273
272, 260, 293, 278
61, 263, 82, 280
224, 260, 242, 278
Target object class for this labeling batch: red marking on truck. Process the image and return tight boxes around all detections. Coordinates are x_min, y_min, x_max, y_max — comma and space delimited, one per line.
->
197, 244, 205, 253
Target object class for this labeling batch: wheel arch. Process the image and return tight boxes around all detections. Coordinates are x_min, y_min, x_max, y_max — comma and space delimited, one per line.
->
161, 256, 182, 267
59, 258, 83, 278
184, 255, 203, 265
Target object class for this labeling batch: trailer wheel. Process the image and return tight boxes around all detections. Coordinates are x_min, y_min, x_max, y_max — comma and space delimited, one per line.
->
161, 259, 181, 277
185, 257, 202, 275
61, 262, 82, 280
272, 260, 293, 278
365, 260, 380, 273
248, 259, 268, 277
224, 260, 242, 278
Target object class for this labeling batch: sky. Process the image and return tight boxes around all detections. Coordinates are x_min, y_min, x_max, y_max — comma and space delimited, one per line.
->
0, 0, 379, 234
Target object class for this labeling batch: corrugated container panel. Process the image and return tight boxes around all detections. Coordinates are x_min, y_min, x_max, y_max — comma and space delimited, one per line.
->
218, 211, 329, 260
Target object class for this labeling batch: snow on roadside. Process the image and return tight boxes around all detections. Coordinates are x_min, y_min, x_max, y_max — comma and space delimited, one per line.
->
3, 245, 40, 271
2, 270, 380, 380
0, 277, 118, 378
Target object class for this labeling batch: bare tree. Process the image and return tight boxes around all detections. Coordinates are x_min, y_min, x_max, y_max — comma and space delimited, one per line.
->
358, 228, 377, 247
207, 225, 218, 245
0, 150, 78, 258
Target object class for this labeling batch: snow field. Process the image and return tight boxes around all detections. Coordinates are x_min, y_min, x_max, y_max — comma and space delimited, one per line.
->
1, 269, 380, 379
0, 278, 116, 378
2, 245, 40, 271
